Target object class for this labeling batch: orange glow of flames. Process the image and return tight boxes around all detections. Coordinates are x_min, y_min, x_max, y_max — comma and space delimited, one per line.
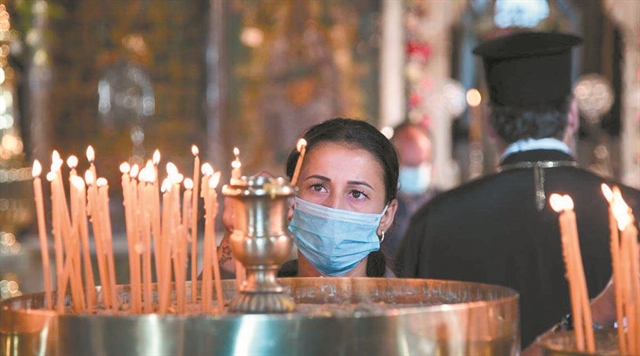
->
130, 164, 140, 178
296, 138, 307, 152
201, 163, 213, 176
612, 189, 632, 231
86, 146, 95, 162
84, 170, 94, 185
153, 150, 161, 165
96, 178, 108, 187
184, 178, 194, 190
71, 175, 85, 189
209, 171, 221, 189
601, 184, 613, 203
32, 160, 42, 177
67, 155, 78, 169
120, 162, 131, 174
549, 193, 574, 213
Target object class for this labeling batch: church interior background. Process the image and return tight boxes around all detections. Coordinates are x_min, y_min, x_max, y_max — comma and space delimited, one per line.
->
0, 0, 638, 298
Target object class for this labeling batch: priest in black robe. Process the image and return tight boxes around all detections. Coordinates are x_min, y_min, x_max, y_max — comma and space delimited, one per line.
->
396, 32, 640, 349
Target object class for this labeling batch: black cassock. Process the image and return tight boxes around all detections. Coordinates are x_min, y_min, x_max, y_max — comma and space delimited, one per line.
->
396, 149, 640, 348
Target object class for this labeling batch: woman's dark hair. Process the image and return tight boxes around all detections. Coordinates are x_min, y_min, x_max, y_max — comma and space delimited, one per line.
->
489, 96, 572, 143
285, 117, 399, 277
286, 117, 399, 204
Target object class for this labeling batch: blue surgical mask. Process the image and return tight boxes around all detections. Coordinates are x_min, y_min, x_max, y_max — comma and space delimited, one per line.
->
288, 197, 387, 277
398, 163, 431, 196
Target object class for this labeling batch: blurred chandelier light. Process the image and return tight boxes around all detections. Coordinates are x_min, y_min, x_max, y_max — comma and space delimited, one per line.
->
573, 74, 614, 124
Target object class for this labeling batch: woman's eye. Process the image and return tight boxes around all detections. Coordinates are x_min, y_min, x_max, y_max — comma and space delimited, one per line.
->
350, 189, 369, 200
309, 183, 325, 192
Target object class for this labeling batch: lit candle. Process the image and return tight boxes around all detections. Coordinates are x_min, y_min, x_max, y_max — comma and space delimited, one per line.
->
291, 138, 307, 186
201, 164, 214, 311
183, 178, 193, 310
85, 170, 111, 309
602, 184, 627, 354
67, 155, 78, 177
71, 175, 95, 310
97, 177, 118, 311
609, 187, 639, 354
208, 172, 224, 312
231, 147, 242, 184
120, 162, 139, 313
158, 178, 173, 314
128, 163, 142, 313
47, 171, 66, 313
148, 159, 162, 283
51, 153, 84, 311
138, 167, 153, 312
190, 145, 200, 303
549, 194, 594, 353
170, 172, 185, 312
86, 146, 97, 185
32, 160, 53, 309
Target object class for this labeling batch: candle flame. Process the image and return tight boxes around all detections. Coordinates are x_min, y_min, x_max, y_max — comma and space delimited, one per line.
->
46, 172, 57, 182
52, 150, 61, 163
138, 167, 149, 183
67, 155, 78, 169
191, 145, 199, 156
549, 194, 565, 213
184, 178, 194, 190
96, 178, 108, 187
86, 146, 95, 163
210, 171, 221, 188
201, 163, 213, 176
549, 194, 574, 212
171, 173, 184, 185
145, 161, 156, 182
147, 166, 156, 183
611, 189, 632, 231
84, 170, 94, 185
562, 195, 574, 211
71, 175, 85, 189
296, 138, 307, 152
233, 147, 240, 157
51, 159, 63, 172
32, 160, 42, 177
161, 178, 171, 193
601, 183, 613, 203
120, 162, 131, 174
130, 164, 140, 178
166, 162, 178, 176
153, 150, 161, 165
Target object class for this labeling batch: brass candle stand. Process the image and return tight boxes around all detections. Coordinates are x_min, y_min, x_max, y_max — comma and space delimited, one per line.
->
222, 175, 296, 313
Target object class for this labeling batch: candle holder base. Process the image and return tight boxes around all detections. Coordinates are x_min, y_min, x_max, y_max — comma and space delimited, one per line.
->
228, 292, 295, 314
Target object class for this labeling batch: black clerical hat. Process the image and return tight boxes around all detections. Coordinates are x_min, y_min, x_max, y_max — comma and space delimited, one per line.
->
473, 32, 582, 107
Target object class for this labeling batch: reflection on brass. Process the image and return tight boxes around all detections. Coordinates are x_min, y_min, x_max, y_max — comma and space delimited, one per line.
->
0, 278, 519, 355
537, 328, 620, 355
222, 175, 296, 313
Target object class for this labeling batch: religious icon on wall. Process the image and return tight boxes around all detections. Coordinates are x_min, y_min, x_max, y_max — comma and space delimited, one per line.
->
225, 0, 381, 175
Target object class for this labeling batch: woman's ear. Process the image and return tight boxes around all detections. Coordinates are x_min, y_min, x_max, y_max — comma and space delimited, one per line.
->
378, 199, 398, 236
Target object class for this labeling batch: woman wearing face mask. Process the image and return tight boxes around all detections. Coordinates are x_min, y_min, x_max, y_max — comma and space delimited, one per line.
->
217, 117, 399, 278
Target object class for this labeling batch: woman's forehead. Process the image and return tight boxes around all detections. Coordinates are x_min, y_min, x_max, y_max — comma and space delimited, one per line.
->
303, 142, 384, 183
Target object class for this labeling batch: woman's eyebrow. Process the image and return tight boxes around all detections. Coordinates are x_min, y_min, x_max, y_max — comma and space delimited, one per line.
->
347, 180, 374, 190
305, 174, 330, 182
